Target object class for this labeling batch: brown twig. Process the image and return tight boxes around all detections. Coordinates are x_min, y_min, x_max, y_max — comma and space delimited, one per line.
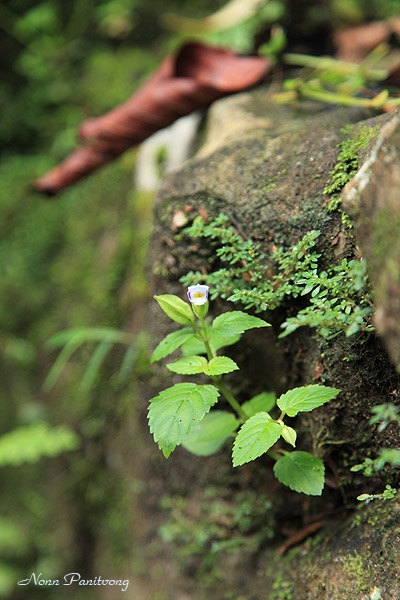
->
277, 520, 322, 556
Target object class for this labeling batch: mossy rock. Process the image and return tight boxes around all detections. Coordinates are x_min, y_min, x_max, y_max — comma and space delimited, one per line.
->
134, 89, 400, 599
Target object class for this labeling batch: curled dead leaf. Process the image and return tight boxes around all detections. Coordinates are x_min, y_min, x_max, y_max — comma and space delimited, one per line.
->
34, 42, 269, 195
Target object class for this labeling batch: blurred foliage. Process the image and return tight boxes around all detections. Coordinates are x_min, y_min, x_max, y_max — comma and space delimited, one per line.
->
1, 0, 399, 597
43, 327, 137, 392
0, 0, 229, 154
162, 0, 286, 53
331, 0, 400, 23
0, 422, 79, 466
0, 0, 180, 594
159, 487, 274, 581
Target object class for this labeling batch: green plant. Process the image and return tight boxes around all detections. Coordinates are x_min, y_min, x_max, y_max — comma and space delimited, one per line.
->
279, 257, 373, 338
271, 574, 294, 600
323, 124, 379, 200
163, 0, 286, 54
351, 402, 400, 483
0, 420, 80, 596
370, 402, 400, 432
357, 484, 397, 503
149, 285, 340, 495
180, 213, 374, 339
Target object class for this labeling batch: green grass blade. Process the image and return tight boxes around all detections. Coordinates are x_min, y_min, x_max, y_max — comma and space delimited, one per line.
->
80, 341, 113, 393
47, 327, 132, 349
43, 339, 83, 391
117, 341, 138, 384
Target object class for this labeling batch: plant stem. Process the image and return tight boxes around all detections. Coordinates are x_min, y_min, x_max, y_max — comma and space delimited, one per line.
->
197, 314, 215, 360
197, 314, 248, 422
268, 449, 284, 461
300, 83, 388, 108
282, 52, 387, 81
212, 377, 248, 422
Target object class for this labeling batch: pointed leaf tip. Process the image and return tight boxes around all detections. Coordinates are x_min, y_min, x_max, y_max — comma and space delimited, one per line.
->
277, 384, 340, 417
154, 294, 195, 325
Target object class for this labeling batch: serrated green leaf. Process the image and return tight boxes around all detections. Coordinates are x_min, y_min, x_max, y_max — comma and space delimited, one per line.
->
204, 356, 239, 376
154, 294, 195, 325
212, 311, 270, 340
232, 412, 282, 467
273, 451, 325, 495
148, 383, 219, 457
182, 411, 240, 456
166, 355, 208, 374
151, 328, 196, 362
280, 424, 297, 447
277, 384, 340, 417
242, 392, 276, 417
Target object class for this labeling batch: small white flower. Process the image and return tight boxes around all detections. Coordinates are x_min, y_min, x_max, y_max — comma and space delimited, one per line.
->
187, 284, 209, 306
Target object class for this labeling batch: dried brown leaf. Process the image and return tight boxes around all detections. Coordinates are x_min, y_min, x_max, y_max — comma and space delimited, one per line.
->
34, 42, 269, 195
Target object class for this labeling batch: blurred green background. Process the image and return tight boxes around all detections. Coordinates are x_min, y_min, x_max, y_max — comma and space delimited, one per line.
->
1, 1, 221, 596
0, 0, 396, 597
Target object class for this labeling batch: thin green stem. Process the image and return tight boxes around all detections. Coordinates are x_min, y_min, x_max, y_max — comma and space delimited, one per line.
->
268, 449, 285, 461
300, 83, 388, 108
196, 314, 215, 360
212, 377, 248, 422
197, 313, 248, 422
282, 52, 387, 81
203, 338, 215, 360
283, 52, 359, 74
